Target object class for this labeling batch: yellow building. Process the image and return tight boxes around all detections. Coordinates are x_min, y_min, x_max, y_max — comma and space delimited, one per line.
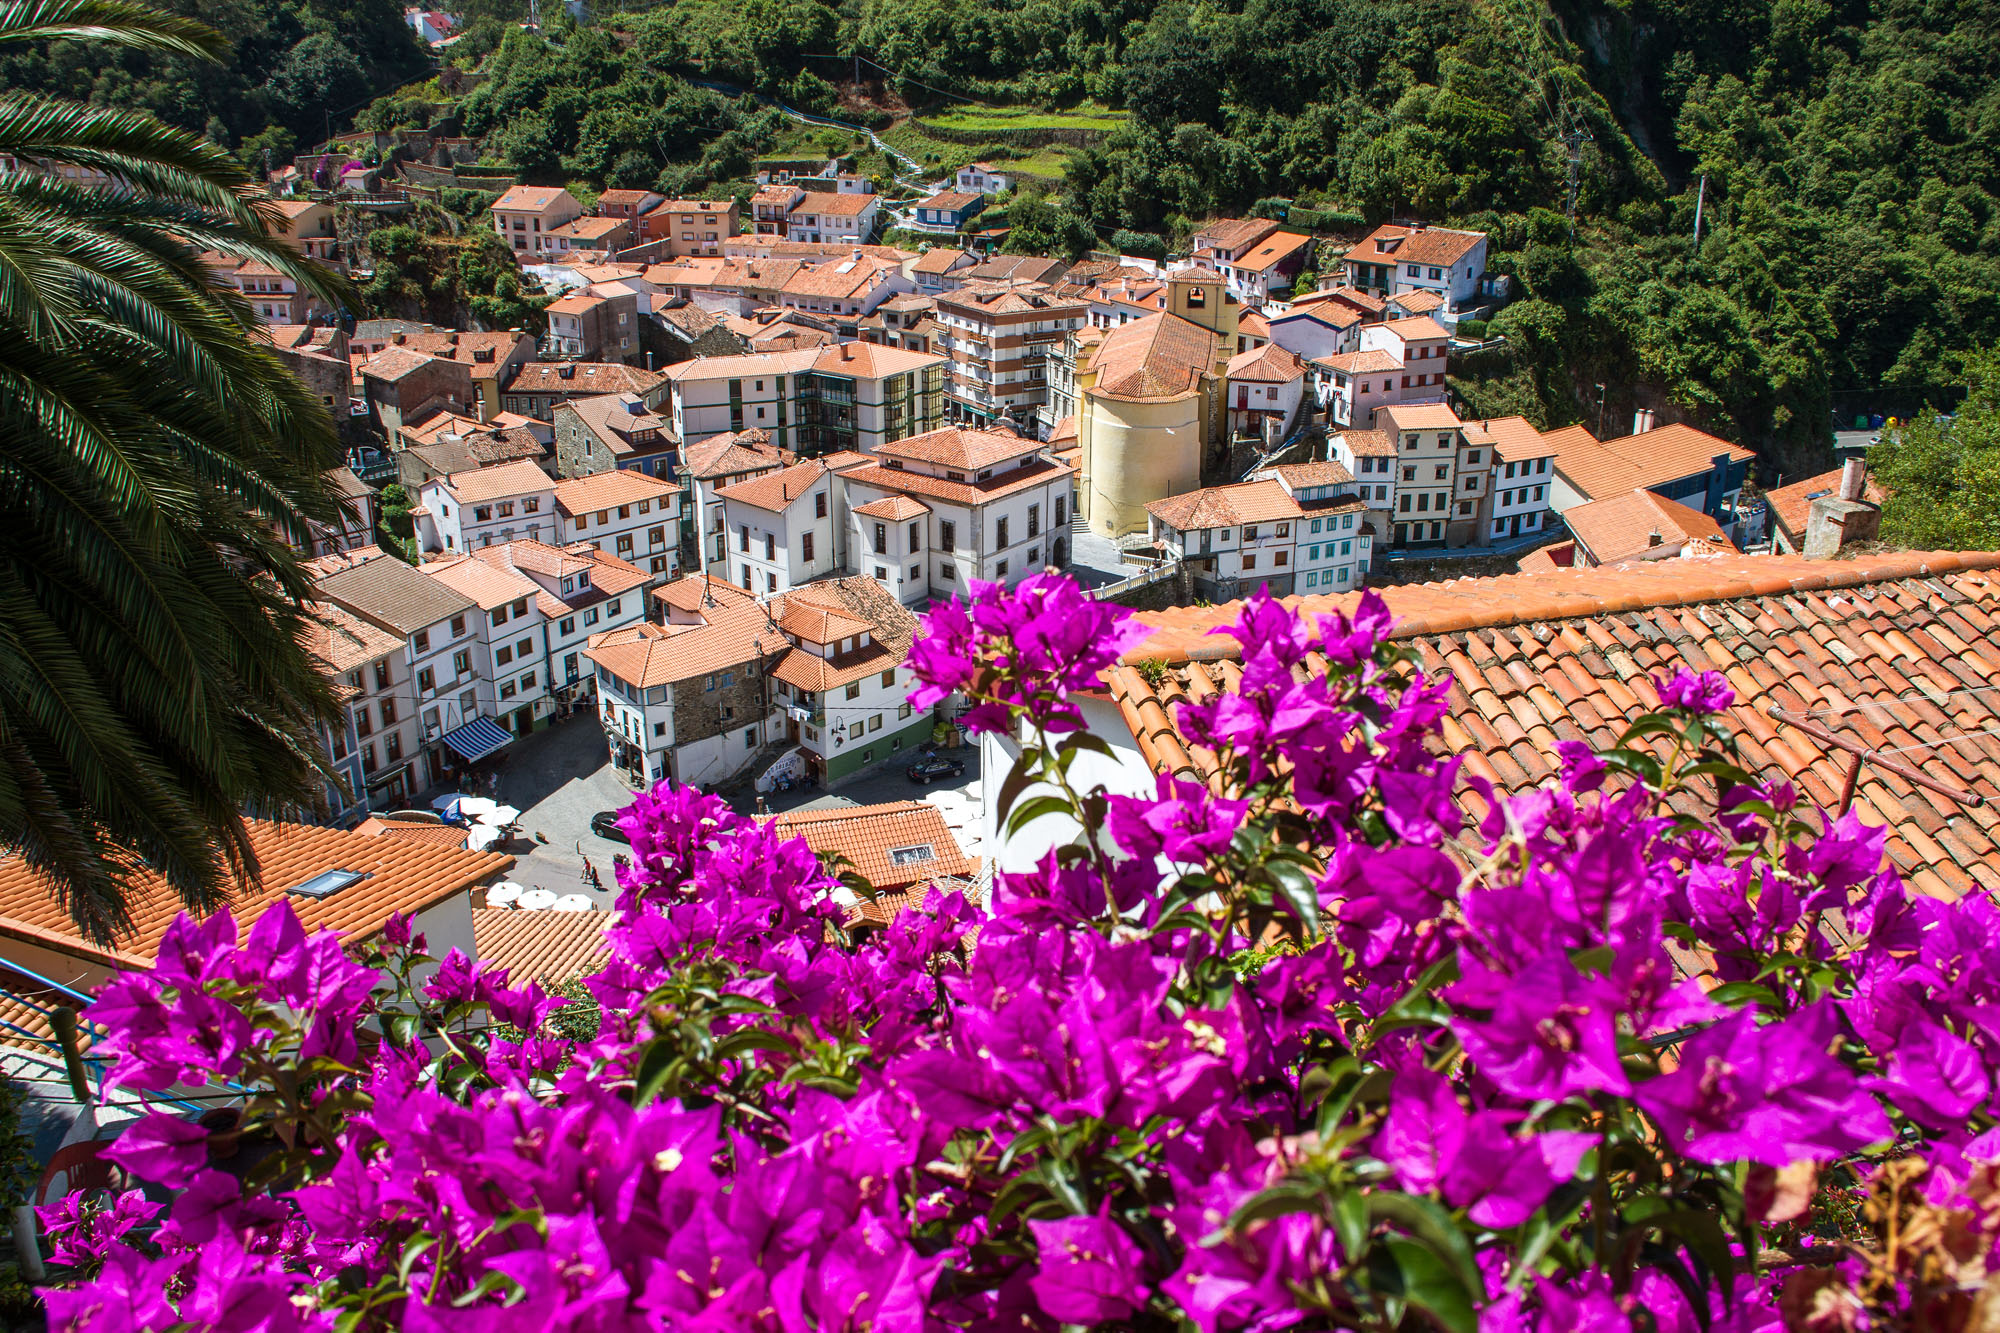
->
1075, 271, 1238, 537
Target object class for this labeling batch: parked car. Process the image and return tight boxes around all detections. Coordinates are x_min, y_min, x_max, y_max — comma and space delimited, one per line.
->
906, 757, 965, 785
589, 810, 630, 843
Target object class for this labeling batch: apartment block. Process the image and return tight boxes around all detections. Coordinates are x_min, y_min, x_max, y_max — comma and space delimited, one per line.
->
663, 344, 946, 456
934, 281, 1088, 426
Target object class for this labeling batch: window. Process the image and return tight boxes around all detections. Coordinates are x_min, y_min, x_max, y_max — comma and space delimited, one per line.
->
704, 674, 716, 692
493, 604, 509, 627
996, 560, 1008, 578
1276, 522, 1290, 537
815, 492, 827, 518
1027, 504, 1040, 538
450, 615, 465, 637
908, 521, 921, 549
940, 520, 955, 550
995, 517, 1009, 548
516, 636, 533, 658
1274, 550, 1289, 567
881, 669, 896, 688
496, 645, 513, 667
846, 682, 862, 700
1435, 465, 1449, 481
500, 680, 517, 700
741, 565, 751, 588
564, 652, 579, 681
801, 532, 815, 563
872, 522, 887, 554
416, 665, 435, 693
767, 572, 777, 593
520, 671, 536, 690
1310, 519, 1323, 534
1428, 267, 1442, 280
452, 649, 471, 677
1399, 495, 1412, 513
1466, 450, 1482, 465
738, 525, 749, 552
764, 534, 775, 560
1406, 264, 1421, 277
1243, 553, 1256, 570
559, 616, 575, 635
360, 743, 377, 773
1055, 497, 1067, 526
869, 713, 883, 733
1027, 548, 1039, 566
1307, 571, 1319, 587
413, 629, 431, 654
498, 501, 515, 518
474, 506, 492, 522
1244, 524, 1259, 541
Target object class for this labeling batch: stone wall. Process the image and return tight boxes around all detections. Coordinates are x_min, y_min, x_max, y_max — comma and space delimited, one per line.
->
675, 657, 779, 752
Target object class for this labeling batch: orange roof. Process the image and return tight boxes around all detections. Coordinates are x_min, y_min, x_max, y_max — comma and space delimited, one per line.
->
552, 469, 681, 516
877, 425, 1037, 471
1264, 460, 1355, 489
1547, 422, 1756, 503
716, 460, 828, 512
1049, 414, 1078, 445
1236, 230, 1313, 273
778, 600, 873, 644
1353, 222, 1486, 267
472, 907, 610, 982
550, 216, 628, 240
491, 185, 578, 214
1147, 478, 1301, 530
1196, 218, 1281, 251
589, 587, 778, 687
809, 342, 941, 377
420, 553, 542, 611
767, 801, 976, 898
842, 458, 1066, 508
1563, 489, 1735, 566
303, 600, 402, 675
1227, 342, 1307, 383
437, 458, 553, 504
472, 541, 649, 615
1312, 349, 1402, 375
1112, 549, 2000, 904
794, 191, 879, 217
1388, 289, 1447, 313
1377, 403, 1463, 431
684, 431, 788, 480
506, 363, 664, 397
0, 820, 512, 968
545, 294, 603, 315
1766, 467, 1888, 544
913, 248, 974, 275
918, 190, 984, 211
353, 817, 472, 849
852, 494, 930, 521
1334, 429, 1396, 457
1376, 315, 1449, 343
1239, 309, 1271, 338
771, 639, 899, 693
1461, 416, 1559, 462
1087, 312, 1217, 401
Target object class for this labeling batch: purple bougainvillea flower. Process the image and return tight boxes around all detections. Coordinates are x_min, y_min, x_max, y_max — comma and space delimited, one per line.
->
1651, 668, 1735, 715
100, 1112, 210, 1188
1028, 1208, 1151, 1323
1866, 1018, 1991, 1130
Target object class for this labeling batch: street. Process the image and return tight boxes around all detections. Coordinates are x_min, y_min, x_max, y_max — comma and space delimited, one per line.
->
481, 709, 986, 908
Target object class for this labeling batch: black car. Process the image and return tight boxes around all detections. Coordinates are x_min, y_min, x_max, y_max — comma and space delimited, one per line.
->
906, 757, 965, 785
589, 810, 631, 843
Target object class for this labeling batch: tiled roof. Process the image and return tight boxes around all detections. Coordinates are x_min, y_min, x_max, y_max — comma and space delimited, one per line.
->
360, 346, 436, 383
421, 553, 543, 611
438, 458, 552, 504
918, 190, 984, 211
1388, 289, 1447, 313
506, 363, 664, 397
1548, 422, 1756, 503
779, 576, 919, 656
683, 431, 787, 480
771, 638, 898, 692
1335, 429, 1396, 457
303, 600, 403, 675
472, 907, 610, 983
793, 191, 879, 217
809, 341, 942, 378
937, 282, 1084, 318
1227, 342, 1307, 383
1462, 416, 1558, 462
1312, 349, 1403, 375
912, 248, 974, 274
779, 258, 901, 301
1088, 312, 1217, 401
1239, 309, 1271, 338
595, 189, 657, 207
1303, 285, 1385, 315
1353, 222, 1486, 267
1375, 315, 1449, 343
877, 425, 1037, 471
1110, 550, 2000, 903
352, 817, 471, 849
473, 541, 648, 615
1049, 414, 1078, 445
492, 185, 577, 213
1265, 460, 1355, 489
549, 217, 628, 240
964, 256, 1069, 285
316, 555, 477, 635
1236, 231, 1313, 273
777, 601, 874, 644
1377, 403, 1463, 432
545, 294, 603, 316
842, 458, 1066, 508
552, 468, 680, 516
716, 460, 828, 512
1146, 478, 1301, 530
852, 494, 930, 521
400, 331, 531, 379
1196, 217, 1281, 251
0, 820, 512, 967
1564, 489, 1735, 566
767, 801, 976, 897
1766, 468, 1887, 545
553, 393, 672, 455
587, 610, 772, 689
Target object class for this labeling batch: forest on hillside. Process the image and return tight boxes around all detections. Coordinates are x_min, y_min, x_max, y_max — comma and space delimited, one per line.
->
9, 0, 1996, 479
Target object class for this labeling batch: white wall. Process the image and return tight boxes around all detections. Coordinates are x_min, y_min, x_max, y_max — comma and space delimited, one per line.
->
980, 695, 1157, 876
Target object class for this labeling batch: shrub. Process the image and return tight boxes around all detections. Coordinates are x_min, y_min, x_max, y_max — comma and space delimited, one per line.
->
36, 574, 1988, 1333
1110, 228, 1168, 261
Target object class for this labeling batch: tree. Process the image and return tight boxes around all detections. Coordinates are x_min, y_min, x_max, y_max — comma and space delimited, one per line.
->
1873, 348, 2000, 551
0, 0, 351, 942
1002, 192, 1096, 262
264, 33, 369, 138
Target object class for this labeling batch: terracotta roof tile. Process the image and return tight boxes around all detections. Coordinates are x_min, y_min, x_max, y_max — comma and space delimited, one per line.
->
1227, 342, 1307, 383
435, 458, 553, 505
765, 800, 976, 898
1564, 489, 1736, 566
552, 469, 681, 516
1108, 551, 2000, 905
472, 907, 611, 982
716, 460, 829, 512
876, 425, 1039, 471
1547, 422, 1756, 503
1352, 222, 1486, 268
1766, 467, 1888, 546
0, 821, 511, 968
1087, 312, 1217, 401
1147, 478, 1302, 530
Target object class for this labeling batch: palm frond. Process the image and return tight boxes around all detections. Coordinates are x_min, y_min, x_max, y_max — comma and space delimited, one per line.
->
0, 0, 224, 60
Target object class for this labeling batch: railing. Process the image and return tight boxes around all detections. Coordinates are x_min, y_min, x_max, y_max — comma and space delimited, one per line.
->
1088, 558, 1182, 602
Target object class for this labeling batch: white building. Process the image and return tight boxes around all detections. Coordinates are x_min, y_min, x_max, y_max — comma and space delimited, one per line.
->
1225, 343, 1309, 439
1146, 468, 1371, 600
470, 541, 649, 704
784, 192, 880, 245
766, 581, 927, 783
415, 459, 558, 554
1340, 222, 1489, 314
552, 469, 685, 584
839, 425, 1077, 601
418, 555, 553, 739
1379, 403, 1465, 549
714, 459, 851, 597
1463, 417, 1559, 544
663, 344, 946, 456
684, 430, 792, 578
955, 163, 1015, 195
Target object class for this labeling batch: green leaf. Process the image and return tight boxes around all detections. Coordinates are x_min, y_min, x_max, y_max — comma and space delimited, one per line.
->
1367, 1193, 1485, 1300
1005, 793, 1077, 838
1265, 857, 1321, 931
1379, 1235, 1479, 1333
994, 750, 1041, 822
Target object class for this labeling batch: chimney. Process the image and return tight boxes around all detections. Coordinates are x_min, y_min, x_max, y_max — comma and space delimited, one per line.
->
1632, 408, 1656, 434
1647, 528, 1663, 548
1804, 457, 1881, 558
851, 248, 863, 262
559, 364, 575, 379
840, 342, 852, 361
1839, 455, 1867, 501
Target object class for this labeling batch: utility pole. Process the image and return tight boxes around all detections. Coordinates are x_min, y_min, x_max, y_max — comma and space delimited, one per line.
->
1692, 173, 1707, 248
1561, 117, 1591, 236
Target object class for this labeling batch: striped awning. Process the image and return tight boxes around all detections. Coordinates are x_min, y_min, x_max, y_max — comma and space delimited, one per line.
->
440, 716, 512, 764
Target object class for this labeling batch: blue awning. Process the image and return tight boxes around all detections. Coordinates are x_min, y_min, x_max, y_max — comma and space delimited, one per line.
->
440, 716, 512, 764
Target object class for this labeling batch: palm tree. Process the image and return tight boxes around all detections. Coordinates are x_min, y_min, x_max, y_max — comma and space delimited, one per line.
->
0, 0, 358, 943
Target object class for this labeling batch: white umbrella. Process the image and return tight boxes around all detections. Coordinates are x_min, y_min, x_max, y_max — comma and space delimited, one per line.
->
487, 881, 523, 906
456, 796, 500, 819
430, 792, 470, 812
552, 894, 595, 912
516, 887, 558, 911
465, 824, 505, 851
477, 804, 521, 827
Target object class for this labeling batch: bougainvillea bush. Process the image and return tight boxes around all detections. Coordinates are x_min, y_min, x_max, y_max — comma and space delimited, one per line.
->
42, 573, 2000, 1332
